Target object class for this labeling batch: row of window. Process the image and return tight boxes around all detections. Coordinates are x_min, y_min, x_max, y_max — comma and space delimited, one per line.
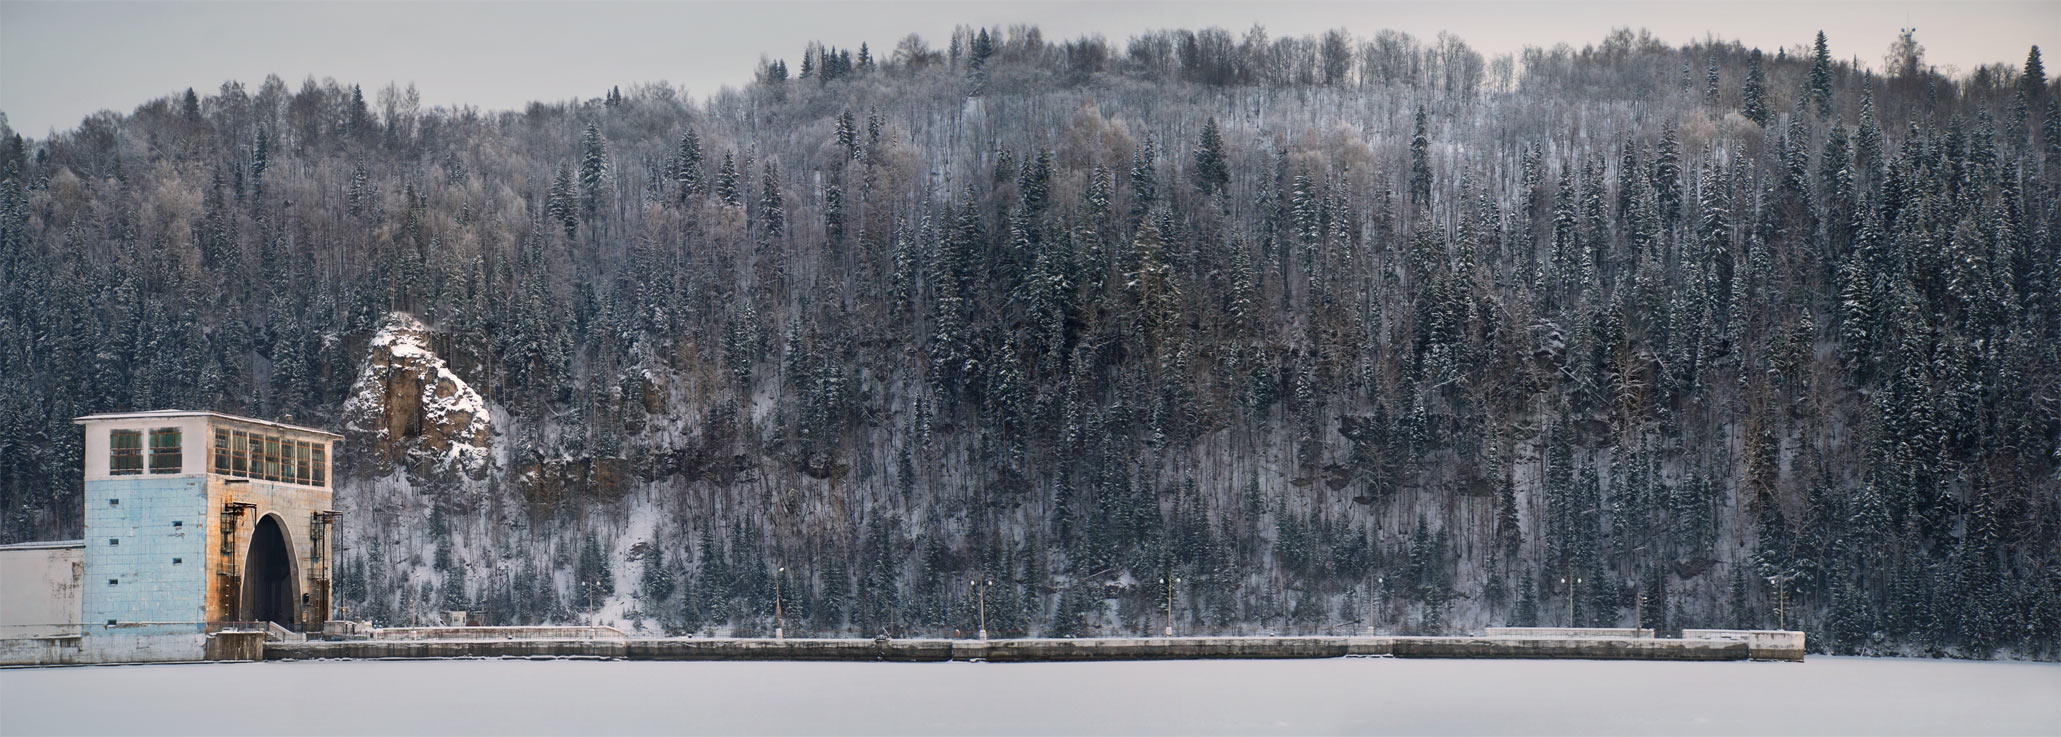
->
107, 427, 327, 487
212, 429, 327, 487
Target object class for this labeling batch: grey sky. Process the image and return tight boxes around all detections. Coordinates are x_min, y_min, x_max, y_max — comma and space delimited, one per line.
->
2, 0, 2054, 137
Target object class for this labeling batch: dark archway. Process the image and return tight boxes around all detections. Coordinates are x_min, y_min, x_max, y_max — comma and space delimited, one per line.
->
240, 514, 299, 629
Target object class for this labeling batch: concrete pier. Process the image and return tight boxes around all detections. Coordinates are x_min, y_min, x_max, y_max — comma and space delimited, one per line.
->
266, 630, 1804, 663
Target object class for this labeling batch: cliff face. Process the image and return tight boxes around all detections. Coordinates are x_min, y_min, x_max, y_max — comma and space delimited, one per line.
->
341, 314, 492, 481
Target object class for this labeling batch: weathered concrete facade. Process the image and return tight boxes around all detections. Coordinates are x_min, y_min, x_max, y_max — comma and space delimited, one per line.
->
0, 411, 342, 665
0, 540, 83, 638
0, 540, 85, 664
76, 411, 341, 639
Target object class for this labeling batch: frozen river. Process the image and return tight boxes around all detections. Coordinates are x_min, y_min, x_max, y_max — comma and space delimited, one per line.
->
4, 656, 2057, 735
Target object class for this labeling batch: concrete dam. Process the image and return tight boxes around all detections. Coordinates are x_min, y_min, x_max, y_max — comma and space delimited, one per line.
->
256, 627, 1805, 664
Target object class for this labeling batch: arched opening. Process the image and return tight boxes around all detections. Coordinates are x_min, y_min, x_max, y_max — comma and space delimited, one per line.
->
240, 514, 299, 629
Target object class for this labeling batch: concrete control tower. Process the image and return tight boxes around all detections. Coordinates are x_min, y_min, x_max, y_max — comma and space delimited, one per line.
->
64, 411, 340, 660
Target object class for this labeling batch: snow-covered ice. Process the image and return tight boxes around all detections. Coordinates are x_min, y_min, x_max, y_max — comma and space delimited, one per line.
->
4, 656, 2056, 735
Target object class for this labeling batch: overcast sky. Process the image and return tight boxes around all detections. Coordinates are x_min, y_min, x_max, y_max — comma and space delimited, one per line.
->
2, 0, 2054, 137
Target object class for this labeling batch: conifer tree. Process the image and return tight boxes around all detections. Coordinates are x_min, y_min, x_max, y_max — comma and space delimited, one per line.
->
715, 151, 741, 206
1409, 107, 1434, 211
759, 162, 785, 241
2016, 46, 2048, 134
1652, 122, 1683, 227
1129, 140, 1158, 224
548, 163, 579, 237
1193, 117, 1229, 197
675, 127, 704, 201
1742, 49, 1769, 126
576, 533, 615, 611
579, 123, 609, 217
1809, 31, 1834, 118
640, 544, 675, 607
1704, 53, 1721, 105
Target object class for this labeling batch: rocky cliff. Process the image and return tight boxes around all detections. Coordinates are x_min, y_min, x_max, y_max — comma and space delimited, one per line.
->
341, 314, 493, 481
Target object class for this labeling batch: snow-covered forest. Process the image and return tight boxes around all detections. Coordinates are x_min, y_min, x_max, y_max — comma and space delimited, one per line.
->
1, 24, 2055, 658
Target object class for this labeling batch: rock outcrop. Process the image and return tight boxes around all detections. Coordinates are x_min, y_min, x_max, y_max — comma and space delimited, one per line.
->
342, 313, 492, 480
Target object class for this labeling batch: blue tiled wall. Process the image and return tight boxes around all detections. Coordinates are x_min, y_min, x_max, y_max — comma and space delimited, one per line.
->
82, 477, 208, 635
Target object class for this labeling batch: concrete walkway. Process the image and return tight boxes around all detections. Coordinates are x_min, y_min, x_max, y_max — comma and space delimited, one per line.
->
266, 631, 1804, 662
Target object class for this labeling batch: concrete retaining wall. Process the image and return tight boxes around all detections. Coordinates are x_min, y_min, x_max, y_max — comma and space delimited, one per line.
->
369, 626, 627, 641
0, 635, 83, 666
1392, 637, 1744, 660
76, 631, 207, 663
1484, 627, 1655, 638
1681, 629, 1806, 661
267, 633, 1791, 663
204, 631, 266, 661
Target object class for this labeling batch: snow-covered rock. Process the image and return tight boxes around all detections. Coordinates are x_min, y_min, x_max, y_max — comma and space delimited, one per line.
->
342, 313, 493, 480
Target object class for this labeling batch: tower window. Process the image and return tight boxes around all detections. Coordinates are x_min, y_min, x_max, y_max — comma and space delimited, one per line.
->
312, 445, 327, 487
231, 431, 249, 477
264, 436, 282, 481
172, 557, 183, 565
108, 498, 119, 506
109, 538, 118, 546
149, 428, 182, 474
173, 520, 183, 528
213, 428, 231, 474
110, 430, 142, 475
108, 579, 118, 586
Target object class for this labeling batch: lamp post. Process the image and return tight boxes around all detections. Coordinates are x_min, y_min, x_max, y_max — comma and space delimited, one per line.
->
774, 566, 785, 639
1769, 572, 1792, 631
972, 579, 992, 640
1368, 575, 1384, 636
1560, 574, 1583, 628
1160, 577, 1181, 636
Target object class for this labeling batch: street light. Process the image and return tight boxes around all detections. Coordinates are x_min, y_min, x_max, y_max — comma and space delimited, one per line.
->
774, 566, 785, 639
1368, 575, 1384, 636
972, 579, 993, 640
1768, 572, 1794, 631
1160, 577, 1181, 636
1560, 575, 1583, 628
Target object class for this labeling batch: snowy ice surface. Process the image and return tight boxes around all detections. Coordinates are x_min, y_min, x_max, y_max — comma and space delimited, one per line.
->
4, 657, 2057, 736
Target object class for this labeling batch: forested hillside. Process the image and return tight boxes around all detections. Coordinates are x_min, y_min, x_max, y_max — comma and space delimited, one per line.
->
2, 25, 2056, 657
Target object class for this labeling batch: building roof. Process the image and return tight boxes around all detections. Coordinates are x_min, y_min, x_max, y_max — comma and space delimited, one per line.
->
73, 410, 342, 439
0, 539, 85, 551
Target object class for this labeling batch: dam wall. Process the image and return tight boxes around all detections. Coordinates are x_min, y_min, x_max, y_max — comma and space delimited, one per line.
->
265, 630, 1802, 663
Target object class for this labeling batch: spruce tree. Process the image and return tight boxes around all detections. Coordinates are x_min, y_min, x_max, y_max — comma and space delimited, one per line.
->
577, 533, 615, 611
548, 163, 579, 237
579, 123, 609, 217
2016, 46, 2047, 134
640, 545, 675, 607
1808, 31, 1834, 118
715, 151, 741, 206
1129, 139, 1158, 224
1704, 53, 1721, 105
758, 162, 785, 241
1652, 122, 1682, 227
1409, 107, 1433, 211
675, 127, 704, 201
1193, 117, 1229, 197
1742, 49, 1769, 126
